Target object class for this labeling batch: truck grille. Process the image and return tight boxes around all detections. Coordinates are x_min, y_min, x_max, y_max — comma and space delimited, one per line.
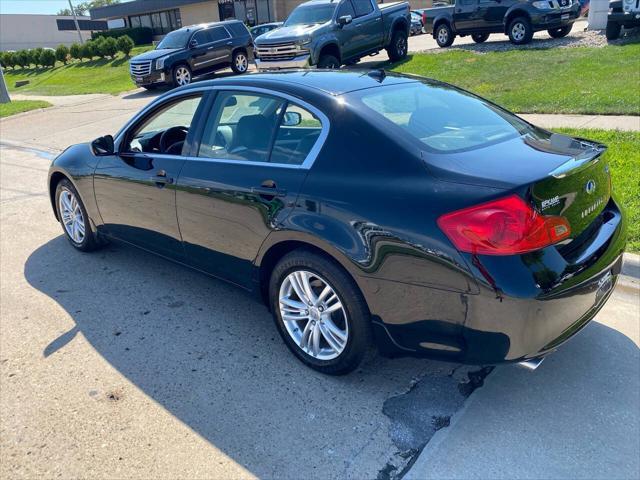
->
130, 60, 152, 76
256, 42, 306, 61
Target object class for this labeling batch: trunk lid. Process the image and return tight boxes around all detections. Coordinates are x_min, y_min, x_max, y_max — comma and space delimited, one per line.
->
425, 131, 611, 240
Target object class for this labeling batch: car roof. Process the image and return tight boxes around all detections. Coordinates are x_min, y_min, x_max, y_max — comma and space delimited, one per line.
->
182, 70, 421, 97
180, 19, 243, 32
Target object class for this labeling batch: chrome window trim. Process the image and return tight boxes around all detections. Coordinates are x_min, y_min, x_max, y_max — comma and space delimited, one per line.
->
114, 85, 330, 170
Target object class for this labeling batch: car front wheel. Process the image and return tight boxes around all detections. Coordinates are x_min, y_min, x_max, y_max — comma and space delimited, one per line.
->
55, 179, 102, 252
547, 24, 573, 38
435, 23, 455, 47
172, 64, 192, 87
508, 17, 533, 44
317, 54, 340, 69
605, 21, 622, 40
269, 250, 372, 375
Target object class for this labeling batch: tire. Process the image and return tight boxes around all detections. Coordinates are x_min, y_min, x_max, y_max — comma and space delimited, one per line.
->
269, 249, 373, 375
231, 49, 249, 74
172, 64, 192, 87
547, 24, 573, 38
605, 21, 622, 40
317, 54, 340, 69
54, 179, 102, 252
386, 29, 409, 61
471, 32, 490, 43
508, 16, 533, 45
434, 23, 455, 48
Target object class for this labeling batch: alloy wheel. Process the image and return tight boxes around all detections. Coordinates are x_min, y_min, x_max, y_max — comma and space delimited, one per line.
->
278, 270, 349, 361
512, 23, 526, 41
437, 27, 449, 44
235, 53, 248, 72
396, 36, 407, 57
59, 189, 85, 244
175, 66, 191, 86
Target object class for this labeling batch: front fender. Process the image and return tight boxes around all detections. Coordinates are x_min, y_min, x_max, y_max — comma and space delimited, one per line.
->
311, 35, 340, 64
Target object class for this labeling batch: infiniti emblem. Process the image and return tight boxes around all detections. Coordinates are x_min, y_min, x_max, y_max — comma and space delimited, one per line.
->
585, 180, 596, 194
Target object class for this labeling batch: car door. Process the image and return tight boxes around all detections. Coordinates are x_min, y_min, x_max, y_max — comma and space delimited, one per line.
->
477, 0, 506, 30
176, 89, 327, 288
453, 0, 480, 32
189, 29, 216, 73
93, 93, 205, 261
336, 0, 359, 59
350, 0, 384, 53
205, 26, 234, 69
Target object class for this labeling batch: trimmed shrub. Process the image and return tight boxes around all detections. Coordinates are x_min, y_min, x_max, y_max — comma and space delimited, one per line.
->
100, 37, 119, 58
80, 41, 97, 61
55, 44, 69, 64
14, 50, 29, 68
32, 48, 44, 67
93, 36, 106, 58
116, 35, 134, 57
1, 51, 15, 69
70, 43, 82, 61
40, 48, 56, 67
92, 26, 152, 46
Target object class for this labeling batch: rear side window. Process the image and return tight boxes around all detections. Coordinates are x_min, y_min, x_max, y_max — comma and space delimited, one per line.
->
350, 82, 530, 153
337, 0, 356, 18
198, 91, 323, 165
207, 26, 230, 41
226, 22, 250, 37
352, 0, 374, 16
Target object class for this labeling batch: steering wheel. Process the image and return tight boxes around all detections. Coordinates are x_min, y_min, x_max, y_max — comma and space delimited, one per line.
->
159, 126, 189, 154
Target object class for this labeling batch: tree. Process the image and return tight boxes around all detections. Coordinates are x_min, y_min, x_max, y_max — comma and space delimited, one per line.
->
93, 36, 106, 57
1, 51, 15, 69
30, 48, 44, 67
14, 50, 29, 68
100, 37, 119, 58
40, 49, 57, 68
116, 35, 134, 57
57, 0, 121, 17
55, 45, 70, 64
70, 43, 82, 61
80, 41, 97, 60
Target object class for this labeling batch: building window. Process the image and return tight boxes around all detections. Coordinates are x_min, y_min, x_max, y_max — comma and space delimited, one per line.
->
129, 8, 181, 35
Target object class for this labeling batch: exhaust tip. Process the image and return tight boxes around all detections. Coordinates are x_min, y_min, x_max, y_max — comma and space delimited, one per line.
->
518, 357, 544, 371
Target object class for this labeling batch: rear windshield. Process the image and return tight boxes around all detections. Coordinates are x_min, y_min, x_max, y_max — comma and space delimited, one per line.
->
285, 4, 336, 26
349, 82, 531, 153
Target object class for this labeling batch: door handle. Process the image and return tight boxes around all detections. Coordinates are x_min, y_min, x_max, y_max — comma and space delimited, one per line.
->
251, 181, 286, 198
227, 41, 233, 45
153, 170, 174, 187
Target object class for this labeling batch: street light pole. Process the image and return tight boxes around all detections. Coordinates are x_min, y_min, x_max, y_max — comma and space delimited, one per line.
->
0, 67, 11, 104
68, 0, 84, 44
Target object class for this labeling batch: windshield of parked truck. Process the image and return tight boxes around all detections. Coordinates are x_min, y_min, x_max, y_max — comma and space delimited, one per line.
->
284, 4, 336, 26
156, 29, 191, 49
351, 82, 532, 153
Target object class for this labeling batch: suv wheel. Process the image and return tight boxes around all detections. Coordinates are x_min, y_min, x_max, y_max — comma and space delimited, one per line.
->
435, 23, 455, 47
231, 50, 249, 74
318, 54, 340, 69
547, 24, 573, 38
508, 16, 533, 45
269, 250, 373, 375
172, 64, 192, 87
605, 21, 622, 40
386, 29, 408, 61
472, 32, 490, 43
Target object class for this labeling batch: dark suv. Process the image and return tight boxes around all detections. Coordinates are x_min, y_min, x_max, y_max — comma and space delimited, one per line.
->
422, 0, 580, 47
129, 20, 254, 89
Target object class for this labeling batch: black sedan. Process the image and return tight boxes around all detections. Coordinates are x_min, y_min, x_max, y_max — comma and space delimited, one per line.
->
48, 71, 626, 375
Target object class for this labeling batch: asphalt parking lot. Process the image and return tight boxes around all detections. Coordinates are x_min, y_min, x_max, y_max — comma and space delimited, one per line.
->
0, 64, 638, 479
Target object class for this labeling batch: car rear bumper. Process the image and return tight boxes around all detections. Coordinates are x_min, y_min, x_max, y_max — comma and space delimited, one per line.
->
255, 54, 311, 70
371, 198, 627, 365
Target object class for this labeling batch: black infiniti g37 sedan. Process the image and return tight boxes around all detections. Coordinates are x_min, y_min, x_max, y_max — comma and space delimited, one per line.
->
48, 70, 627, 375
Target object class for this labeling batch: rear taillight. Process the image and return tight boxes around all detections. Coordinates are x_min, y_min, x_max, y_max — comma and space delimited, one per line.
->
422, 12, 427, 25
437, 195, 571, 255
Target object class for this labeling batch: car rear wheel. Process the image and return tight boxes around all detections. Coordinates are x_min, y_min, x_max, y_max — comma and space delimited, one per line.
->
547, 24, 573, 38
317, 54, 340, 69
435, 23, 455, 47
472, 32, 490, 43
605, 21, 622, 40
387, 29, 408, 61
508, 17, 533, 44
172, 64, 192, 87
55, 179, 102, 252
269, 250, 372, 375
231, 50, 249, 74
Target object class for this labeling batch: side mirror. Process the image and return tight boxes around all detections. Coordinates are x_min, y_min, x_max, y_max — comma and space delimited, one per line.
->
91, 135, 114, 156
337, 15, 353, 27
189, 38, 198, 48
283, 111, 302, 127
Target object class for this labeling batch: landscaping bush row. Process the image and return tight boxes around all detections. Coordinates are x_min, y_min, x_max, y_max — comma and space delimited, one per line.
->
92, 27, 153, 46
1, 35, 134, 69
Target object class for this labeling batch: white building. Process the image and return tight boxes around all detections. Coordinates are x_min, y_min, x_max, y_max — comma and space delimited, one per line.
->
0, 14, 107, 51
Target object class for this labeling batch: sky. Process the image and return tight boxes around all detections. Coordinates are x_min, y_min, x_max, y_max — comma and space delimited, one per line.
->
0, 1, 80, 15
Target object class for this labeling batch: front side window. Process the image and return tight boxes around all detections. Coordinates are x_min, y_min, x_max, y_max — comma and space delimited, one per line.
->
337, 0, 356, 18
350, 82, 530, 153
126, 95, 202, 155
198, 91, 323, 166
192, 30, 209, 45
352, 0, 374, 17
156, 29, 190, 49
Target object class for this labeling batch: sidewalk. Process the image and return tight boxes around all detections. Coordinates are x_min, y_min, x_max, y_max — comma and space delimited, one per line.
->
405, 255, 640, 480
521, 113, 640, 132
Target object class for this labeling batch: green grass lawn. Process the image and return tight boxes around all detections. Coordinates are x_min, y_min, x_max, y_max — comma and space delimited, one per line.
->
0, 100, 52, 117
553, 128, 639, 252
4, 45, 153, 96
391, 44, 640, 115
